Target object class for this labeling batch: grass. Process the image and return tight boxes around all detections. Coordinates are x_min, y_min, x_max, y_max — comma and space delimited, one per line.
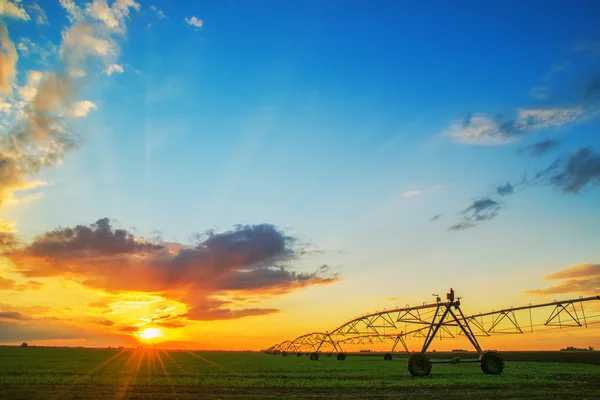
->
0, 347, 598, 399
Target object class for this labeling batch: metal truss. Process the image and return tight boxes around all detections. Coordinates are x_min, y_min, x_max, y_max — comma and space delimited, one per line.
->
268, 291, 600, 359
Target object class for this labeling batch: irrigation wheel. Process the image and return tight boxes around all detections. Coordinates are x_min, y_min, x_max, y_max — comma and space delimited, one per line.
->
407, 353, 432, 377
384, 353, 392, 361
310, 353, 319, 361
336, 353, 346, 361
480, 351, 504, 374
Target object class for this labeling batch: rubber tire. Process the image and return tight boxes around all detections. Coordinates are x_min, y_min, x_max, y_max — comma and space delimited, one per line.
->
480, 351, 504, 374
407, 353, 432, 377
310, 353, 319, 361
384, 353, 392, 361
337, 353, 346, 361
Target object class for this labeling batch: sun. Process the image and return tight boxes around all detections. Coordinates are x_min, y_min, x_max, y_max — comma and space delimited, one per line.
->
138, 327, 163, 342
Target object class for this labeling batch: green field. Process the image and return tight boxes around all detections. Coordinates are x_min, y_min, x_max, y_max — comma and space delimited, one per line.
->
0, 348, 598, 399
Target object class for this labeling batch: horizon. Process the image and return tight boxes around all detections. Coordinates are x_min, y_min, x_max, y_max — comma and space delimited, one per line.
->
1, 0, 600, 352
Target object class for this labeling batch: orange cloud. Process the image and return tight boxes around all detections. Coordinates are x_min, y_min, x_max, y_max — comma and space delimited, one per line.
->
526, 263, 599, 296
4, 218, 339, 322
92, 318, 115, 326
0, 275, 44, 291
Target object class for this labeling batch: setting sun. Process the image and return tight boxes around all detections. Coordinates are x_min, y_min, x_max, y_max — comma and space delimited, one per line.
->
139, 328, 163, 342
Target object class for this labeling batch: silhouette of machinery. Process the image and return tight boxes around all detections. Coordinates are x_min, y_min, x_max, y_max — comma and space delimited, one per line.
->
266, 288, 600, 376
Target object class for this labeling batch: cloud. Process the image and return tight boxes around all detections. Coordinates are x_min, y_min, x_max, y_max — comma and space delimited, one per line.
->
0, 0, 30, 20
519, 138, 560, 157
430, 214, 442, 222
402, 190, 421, 198
447, 108, 585, 145
118, 326, 138, 333
0, 97, 11, 114
526, 263, 600, 296
0, 1, 138, 242
447, 222, 475, 231
183, 297, 279, 321
446, 145, 600, 232
0, 23, 18, 94
64, 100, 97, 118
85, 0, 140, 33
93, 318, 115, 326
462, 198, 500, 221
60, 24, 117, 70
530, 86, 550, 100
17, 37, 56, 64
18, 70, 44, 102
0, 276, 15, 289
550, 147, 600, 193
496, 182, 514, 196
185, 16, 203, 28
402, 184, 443, 199
105, 63, 124, 75
448, 197, 500, 231
0, 317, 137, 344
0, 276, 44, 291
9, 218, 162, 264
28, 2, 48, 25
0, 302, 52, 316
0, 311, 32, 320
4, 219, 339, 321
545, 263, 600, 280
149, 5, 167, 19
87, 300, 112, 309
59, 0, 84, 22
156, 320, 185, 329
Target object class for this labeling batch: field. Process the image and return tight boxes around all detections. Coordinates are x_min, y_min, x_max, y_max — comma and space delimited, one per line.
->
0, 348, 598, 399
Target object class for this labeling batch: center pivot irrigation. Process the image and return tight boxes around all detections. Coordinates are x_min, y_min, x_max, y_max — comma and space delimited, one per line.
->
265, 289, 600, 376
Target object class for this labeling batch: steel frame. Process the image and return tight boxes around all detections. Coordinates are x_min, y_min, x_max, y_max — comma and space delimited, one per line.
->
267, 291, 600, 359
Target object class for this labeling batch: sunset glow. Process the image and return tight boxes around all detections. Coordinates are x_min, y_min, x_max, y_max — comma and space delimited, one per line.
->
138, 328, 163, 342
0, 0, 598, 353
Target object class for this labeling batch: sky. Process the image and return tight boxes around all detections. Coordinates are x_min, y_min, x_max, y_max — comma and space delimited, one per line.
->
0, 0, 599, 351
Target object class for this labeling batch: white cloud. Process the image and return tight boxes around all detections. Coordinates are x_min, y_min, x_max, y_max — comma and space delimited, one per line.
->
18, 70, 44, 102
58, 1, 140, 75
66, 100, 97, 118
85, 0, 141, 32
17, 37, 57, 64
185, 16, 203, 28
149, 5, 167, 19
28, 2, 48, 25
69, 68, 86, 78
447, 115, 507, 145
59, 0, 85, 22
447, 107, 585, 145
60, 24, 117, 66
517, 108, 584, 126
402, 190, 422, 198
105, 63, 124, 76
0, 97, 11, 114
0, 0, 30, 20
402, 184, 443, 199
0, 23, 18, 94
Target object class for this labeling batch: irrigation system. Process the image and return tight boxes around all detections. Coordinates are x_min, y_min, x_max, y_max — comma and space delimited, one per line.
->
266, 288, 600, 376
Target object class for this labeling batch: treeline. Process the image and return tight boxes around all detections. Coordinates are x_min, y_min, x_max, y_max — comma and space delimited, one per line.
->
559, 346, 595, 352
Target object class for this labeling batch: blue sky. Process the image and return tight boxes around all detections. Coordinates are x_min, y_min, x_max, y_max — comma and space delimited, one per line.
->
0, 0, 599, 348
